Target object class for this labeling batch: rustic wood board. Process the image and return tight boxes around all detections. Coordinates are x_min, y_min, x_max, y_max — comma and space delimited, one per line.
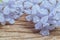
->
0, 14, 60, 40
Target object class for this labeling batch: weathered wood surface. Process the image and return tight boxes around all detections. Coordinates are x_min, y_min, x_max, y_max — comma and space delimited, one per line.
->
0, 14, 60, 40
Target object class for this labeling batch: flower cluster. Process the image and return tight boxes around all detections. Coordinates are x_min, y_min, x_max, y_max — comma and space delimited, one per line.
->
0, 0, 24, 25
25, 0, 60, 36
0, 0, 60, 36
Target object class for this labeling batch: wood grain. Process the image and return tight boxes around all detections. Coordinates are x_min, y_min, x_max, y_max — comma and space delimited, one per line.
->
0, 14, 60, 40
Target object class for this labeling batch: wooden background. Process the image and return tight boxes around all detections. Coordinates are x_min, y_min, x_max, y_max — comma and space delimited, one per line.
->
0, 14, 60, 40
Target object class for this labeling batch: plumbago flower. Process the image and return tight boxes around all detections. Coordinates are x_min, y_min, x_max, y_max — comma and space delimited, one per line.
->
0, 0, 25, 25
25, 0, 60, 36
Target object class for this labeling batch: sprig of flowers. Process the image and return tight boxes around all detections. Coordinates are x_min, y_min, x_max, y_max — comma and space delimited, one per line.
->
0, 0, 24, 25
25, 0, 60, 36
0, 0, 60, 36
